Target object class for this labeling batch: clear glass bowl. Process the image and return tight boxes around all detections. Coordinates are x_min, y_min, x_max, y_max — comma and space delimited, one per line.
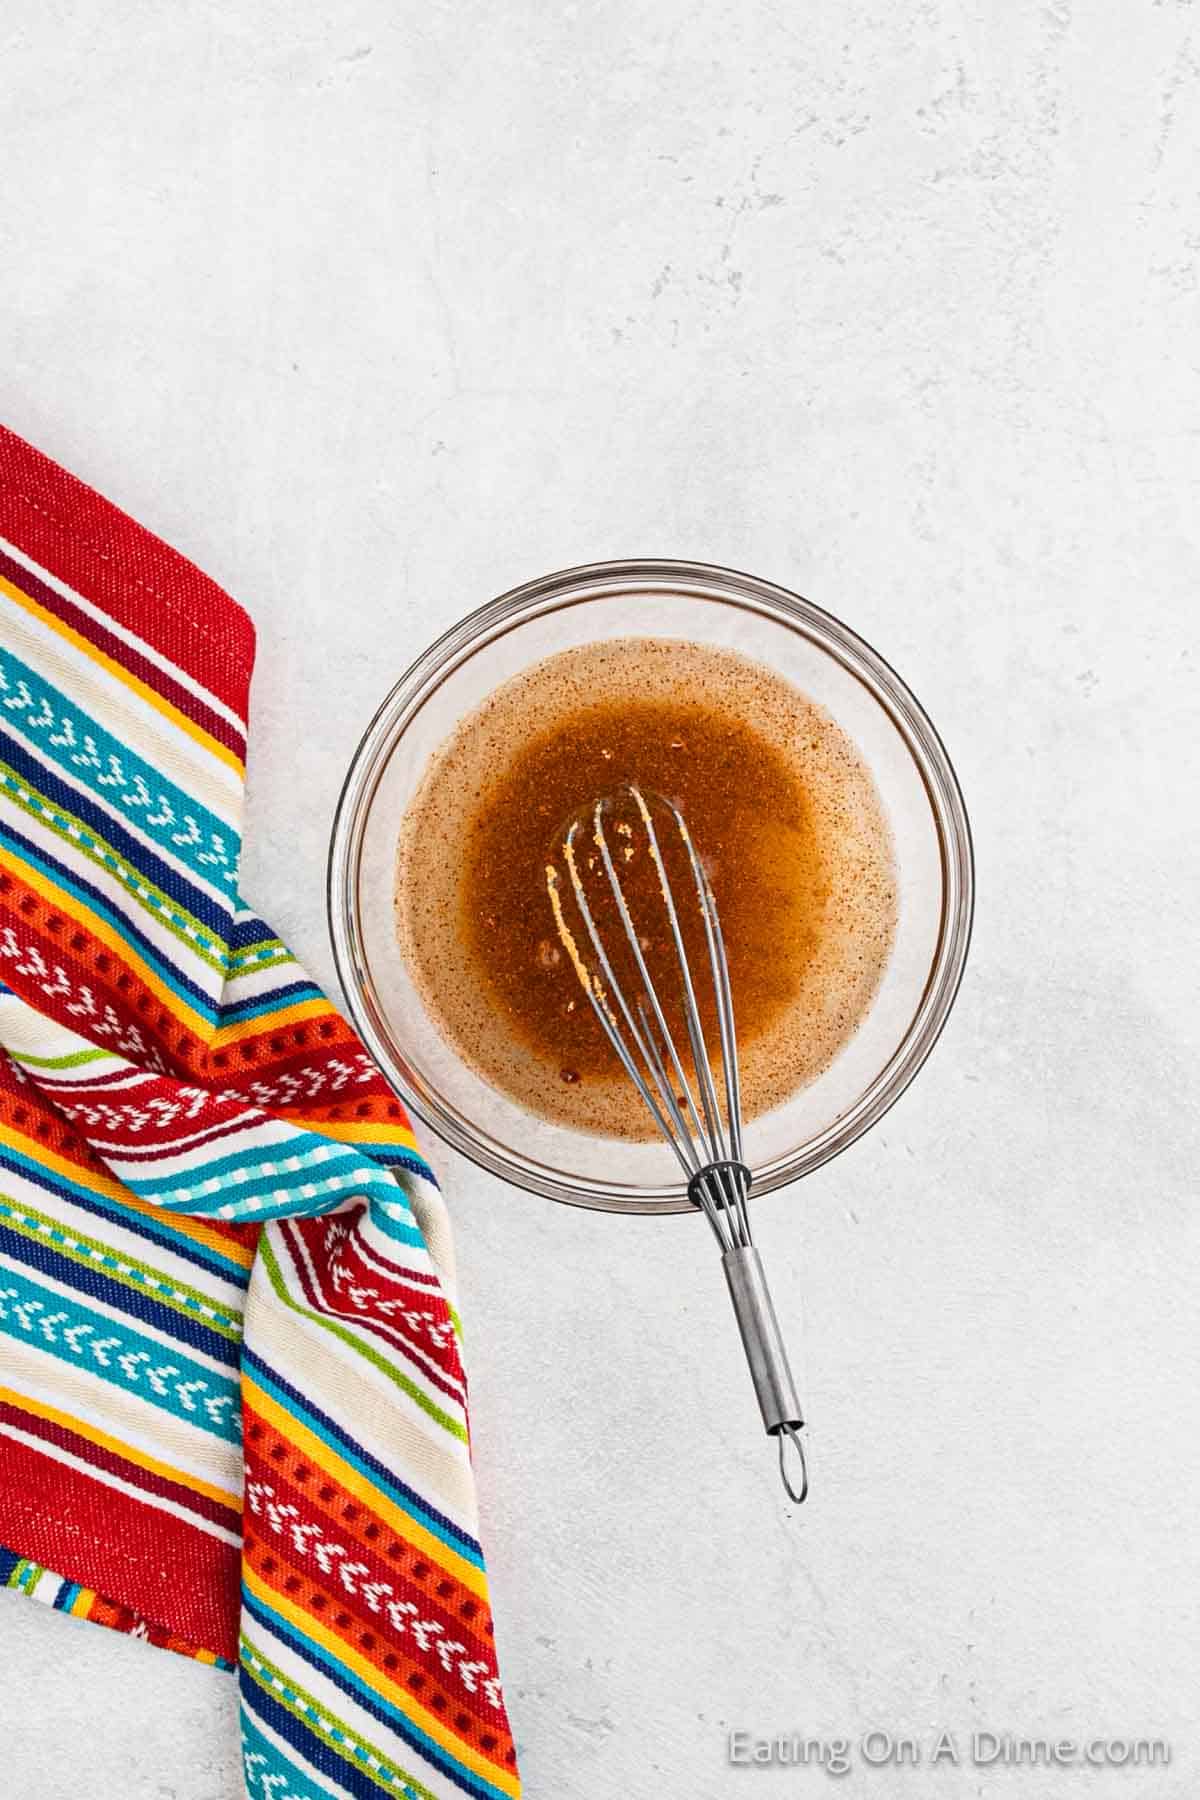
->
327, 560, 973, 1213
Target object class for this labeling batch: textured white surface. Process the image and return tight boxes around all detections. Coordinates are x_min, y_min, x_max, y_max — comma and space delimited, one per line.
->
2, 2, 1199, 1797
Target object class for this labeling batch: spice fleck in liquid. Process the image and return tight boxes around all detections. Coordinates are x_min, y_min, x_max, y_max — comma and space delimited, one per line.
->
395, 639, 896, 1139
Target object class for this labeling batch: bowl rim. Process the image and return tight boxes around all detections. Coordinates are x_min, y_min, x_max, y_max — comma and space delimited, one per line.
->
327, 557, 975, 1213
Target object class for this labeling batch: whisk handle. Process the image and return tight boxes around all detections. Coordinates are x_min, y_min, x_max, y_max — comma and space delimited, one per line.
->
722, 1245, 804, 1436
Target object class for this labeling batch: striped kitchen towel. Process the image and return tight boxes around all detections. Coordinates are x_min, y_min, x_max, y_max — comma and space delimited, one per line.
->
0, 424, 520, 1800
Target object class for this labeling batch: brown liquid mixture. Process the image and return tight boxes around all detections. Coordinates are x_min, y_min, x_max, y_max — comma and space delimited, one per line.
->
395, 639, 897, 1138
491, 714, 817, 1080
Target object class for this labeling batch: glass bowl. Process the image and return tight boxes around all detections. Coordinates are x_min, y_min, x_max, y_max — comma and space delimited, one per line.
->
327, 560, 973, 1213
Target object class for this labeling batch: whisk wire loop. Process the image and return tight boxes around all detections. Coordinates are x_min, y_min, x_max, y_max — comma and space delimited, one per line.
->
557, 820, 692, 1170
591, 797, 713, 1162
627, 795, 729, 1165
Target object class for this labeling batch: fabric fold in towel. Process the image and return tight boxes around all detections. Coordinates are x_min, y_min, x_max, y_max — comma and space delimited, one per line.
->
0, 424, 520, 1800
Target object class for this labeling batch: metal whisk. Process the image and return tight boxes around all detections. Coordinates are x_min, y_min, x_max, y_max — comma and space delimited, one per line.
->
545, 784, 808, 1505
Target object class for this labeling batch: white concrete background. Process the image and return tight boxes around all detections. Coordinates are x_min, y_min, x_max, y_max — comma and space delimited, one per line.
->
2, 2, 1198, 1796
